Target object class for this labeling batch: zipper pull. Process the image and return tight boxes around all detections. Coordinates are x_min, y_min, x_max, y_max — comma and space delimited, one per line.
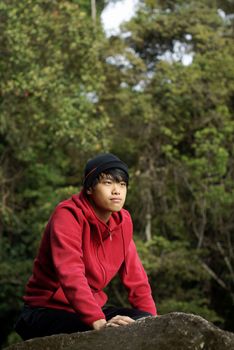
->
109, 231, 112, 241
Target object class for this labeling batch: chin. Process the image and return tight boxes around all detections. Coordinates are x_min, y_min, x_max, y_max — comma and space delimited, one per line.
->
111, 206, 123, 212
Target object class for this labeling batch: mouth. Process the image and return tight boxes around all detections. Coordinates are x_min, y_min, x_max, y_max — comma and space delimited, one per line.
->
110, 198, 122, 203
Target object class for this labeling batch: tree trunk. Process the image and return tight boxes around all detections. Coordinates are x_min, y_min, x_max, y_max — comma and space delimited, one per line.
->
91, 0, 96, 24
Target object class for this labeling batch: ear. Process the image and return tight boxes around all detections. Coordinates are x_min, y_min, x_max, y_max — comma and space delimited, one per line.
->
86, 187, 93, 195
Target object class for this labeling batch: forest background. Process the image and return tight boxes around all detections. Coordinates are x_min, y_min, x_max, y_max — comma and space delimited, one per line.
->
0, 0, 234, 347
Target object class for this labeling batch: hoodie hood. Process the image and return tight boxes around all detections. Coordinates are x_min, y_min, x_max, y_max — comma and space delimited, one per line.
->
71, 190, 123, 240
71, 191, 128, 269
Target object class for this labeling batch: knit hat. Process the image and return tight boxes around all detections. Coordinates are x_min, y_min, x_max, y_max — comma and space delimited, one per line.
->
83, 153, 129, 189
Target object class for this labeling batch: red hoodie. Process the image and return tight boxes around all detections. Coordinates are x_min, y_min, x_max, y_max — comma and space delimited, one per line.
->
24, 191, 157, 326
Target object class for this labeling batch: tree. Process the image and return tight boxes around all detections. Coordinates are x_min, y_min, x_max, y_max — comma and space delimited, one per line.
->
101, 0, 234, 329
0, 0, 109, 345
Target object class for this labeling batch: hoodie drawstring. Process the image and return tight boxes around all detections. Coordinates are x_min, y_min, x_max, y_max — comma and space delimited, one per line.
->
121, 226, 128, 275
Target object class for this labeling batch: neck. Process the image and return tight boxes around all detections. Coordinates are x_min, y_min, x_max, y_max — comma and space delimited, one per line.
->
89, 199, 111, 223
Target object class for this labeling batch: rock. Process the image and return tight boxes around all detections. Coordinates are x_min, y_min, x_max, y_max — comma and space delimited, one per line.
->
5, 312, 234, 350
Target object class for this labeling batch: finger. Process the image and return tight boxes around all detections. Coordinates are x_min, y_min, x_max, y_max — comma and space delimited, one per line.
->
114, 319, 130, 326
111, 315, 135, 323
109, 317, 135, 326
116, 316, 135, 323
107, 322, 120, 327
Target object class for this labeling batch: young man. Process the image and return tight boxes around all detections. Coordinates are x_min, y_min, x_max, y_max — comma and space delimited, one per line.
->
15, 153, 157, 340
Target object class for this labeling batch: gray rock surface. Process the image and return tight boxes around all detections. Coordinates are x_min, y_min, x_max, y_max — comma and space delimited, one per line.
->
5, 312, 234, 350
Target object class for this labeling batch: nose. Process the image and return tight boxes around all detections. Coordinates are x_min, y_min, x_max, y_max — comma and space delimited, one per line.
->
112, 183, 120, 195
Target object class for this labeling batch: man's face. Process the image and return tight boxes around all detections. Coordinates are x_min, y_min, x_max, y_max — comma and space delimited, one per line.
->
87, 173, 127, 221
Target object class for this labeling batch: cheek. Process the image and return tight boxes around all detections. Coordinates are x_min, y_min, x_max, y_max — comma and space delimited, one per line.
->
122, 188, 127, 200
92, 189, 109, 204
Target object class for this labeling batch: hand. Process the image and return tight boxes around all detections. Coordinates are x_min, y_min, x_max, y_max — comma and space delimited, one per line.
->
105, 315, 135, 328
92, 318, 107, 330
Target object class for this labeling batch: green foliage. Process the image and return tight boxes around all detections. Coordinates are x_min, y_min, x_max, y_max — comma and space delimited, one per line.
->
135, 237, 223, 323
0, 0, 110, 257
102, 0, 234, 332
159, 299, 223, 324
0, 0, 110, 346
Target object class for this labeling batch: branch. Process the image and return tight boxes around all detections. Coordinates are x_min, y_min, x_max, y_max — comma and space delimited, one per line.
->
216, 241, 234, 282
200, 261, 229, 291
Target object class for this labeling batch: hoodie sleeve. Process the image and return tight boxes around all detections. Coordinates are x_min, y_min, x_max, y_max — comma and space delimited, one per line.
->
119, 239, 157, 316
50, 208, 106, 326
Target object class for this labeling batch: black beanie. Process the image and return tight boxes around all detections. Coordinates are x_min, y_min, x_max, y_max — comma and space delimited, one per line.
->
83, 153, 129, 189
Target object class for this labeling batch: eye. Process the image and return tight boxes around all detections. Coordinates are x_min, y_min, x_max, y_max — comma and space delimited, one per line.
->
120, 181, 127, 187
104, 180, 112, 185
